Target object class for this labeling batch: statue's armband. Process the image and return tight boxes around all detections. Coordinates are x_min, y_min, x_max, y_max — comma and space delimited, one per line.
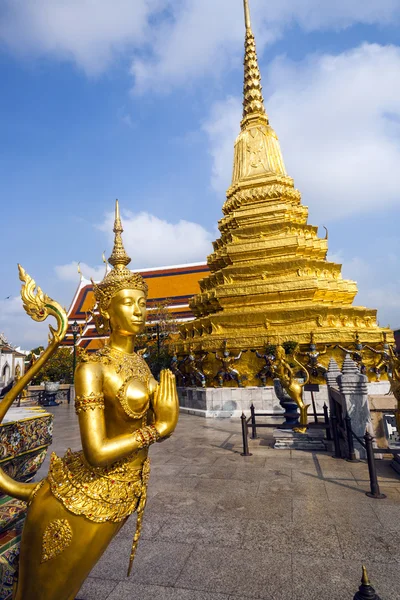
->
75, 393, 105, 414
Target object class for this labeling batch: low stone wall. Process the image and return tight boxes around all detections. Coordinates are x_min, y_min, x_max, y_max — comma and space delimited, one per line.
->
178, 381, 391, 419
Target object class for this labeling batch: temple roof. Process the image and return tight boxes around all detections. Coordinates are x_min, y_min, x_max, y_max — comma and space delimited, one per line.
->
63, 262, 209, 352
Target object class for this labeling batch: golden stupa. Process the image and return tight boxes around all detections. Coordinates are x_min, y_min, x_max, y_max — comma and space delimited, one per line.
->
179, 0, 391, 375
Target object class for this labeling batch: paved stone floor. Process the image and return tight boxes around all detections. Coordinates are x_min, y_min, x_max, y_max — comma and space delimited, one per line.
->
37, 404, 400, 600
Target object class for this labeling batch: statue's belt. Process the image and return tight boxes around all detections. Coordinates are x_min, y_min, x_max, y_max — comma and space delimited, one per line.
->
47, 449, 150, 523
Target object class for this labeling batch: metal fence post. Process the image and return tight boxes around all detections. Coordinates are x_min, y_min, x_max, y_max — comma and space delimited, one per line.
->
345, 415, 359, 462
364, 431, 386, 499
323, 403, 331, 441
240, 413, 252, 457
250, 403, 257, 439
311, 390, 318, 424
331, 414, 342, 459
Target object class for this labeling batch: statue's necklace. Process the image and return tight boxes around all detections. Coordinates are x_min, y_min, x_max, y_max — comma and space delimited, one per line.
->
98, 345, 152, 420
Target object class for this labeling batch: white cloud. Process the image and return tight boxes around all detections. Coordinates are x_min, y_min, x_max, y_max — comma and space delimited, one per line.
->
98, 210, 214, 268
204, 43, 400, 221
0, 0, 166, 75
341, 248, 400, 329
55, 262, 105, 283
1, 0, 400, 82
131, 0, 400, 93
202, 96, 241, 193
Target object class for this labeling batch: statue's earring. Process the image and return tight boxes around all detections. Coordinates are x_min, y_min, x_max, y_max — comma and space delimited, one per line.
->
90, 307, 110, 335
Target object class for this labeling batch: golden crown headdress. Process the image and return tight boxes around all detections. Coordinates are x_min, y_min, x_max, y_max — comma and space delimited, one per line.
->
92, 200, 148, 313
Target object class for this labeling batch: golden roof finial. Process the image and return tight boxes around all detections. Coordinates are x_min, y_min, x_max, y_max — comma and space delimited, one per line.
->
241, 0, 268, 129
243, 0, 251, 29
108, 199, 131, 270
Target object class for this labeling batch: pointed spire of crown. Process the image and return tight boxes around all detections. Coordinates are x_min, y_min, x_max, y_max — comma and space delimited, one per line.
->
108, 199, 131, 270
241, 0, 268, 130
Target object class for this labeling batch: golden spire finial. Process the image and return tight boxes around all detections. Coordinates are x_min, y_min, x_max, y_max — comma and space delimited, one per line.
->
108, 199, 131, 270
241, 0, 268, 129
243, 0, 251, 29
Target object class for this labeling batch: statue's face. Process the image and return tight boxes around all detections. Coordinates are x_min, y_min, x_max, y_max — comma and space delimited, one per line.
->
108, 289, 146, 336
224, 351, 229, 357
310, 344, 316, 351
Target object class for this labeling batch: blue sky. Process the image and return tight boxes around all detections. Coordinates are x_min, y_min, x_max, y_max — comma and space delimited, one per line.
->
1, 0, 400, 349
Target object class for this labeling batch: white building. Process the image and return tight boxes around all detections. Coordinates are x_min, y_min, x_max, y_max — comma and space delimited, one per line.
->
0, 333, 26, 395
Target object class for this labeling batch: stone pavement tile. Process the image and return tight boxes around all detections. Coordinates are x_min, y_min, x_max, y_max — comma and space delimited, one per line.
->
334, 521, 400, 563
290, 466, 321, 481
147, 476, 199, 497
165, 453, 219, 466
148, 451, 177, 465
371, 502, 400, 532
91, 537, 194, 586
241, 520, 293, 553
258, 447, 292, 459
77, 577, 118, 600
179, 464, 238, 480
325, 502, 377, 527
146, 490, 220, 518
195, 447, 241, 459
212, 455, 267, 468
292, 522, 342, 558
292, 555, 362, 600
157, 514, 248, 547
175, 545, 293, 600
263, 458, 316, 472
162, 446, 207, 459
324, 480, 375, 502
214, 494, 292, 522
292, 497, 330, 521
117, 512, 166, 540
231, 466, 292, 484
149, 463, 186, 478
195, 478, 259, 496
314, 470, 357, 482
106, 582, 230, 600
257, 479, 327, 499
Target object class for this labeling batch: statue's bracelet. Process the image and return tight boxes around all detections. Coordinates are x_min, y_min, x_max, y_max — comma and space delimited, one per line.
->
134, 425, 161, 449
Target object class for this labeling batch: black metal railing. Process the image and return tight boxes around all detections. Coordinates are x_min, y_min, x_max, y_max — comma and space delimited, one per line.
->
17, 387, 72, 407
329, 406, 400, 500
240, 403, 331, 456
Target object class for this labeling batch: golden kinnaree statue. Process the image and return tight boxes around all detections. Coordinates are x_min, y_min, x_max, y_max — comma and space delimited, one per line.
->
272, 345, 310, 434
0, 201, 179, 600
388, 347, 400, 434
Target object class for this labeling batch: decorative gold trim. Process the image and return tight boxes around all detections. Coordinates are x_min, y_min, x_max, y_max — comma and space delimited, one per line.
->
75, 393, 105, 414
48, 451, 149, 523
116, 379, 149, 420
134, 426, 160, 449
41, 519, 73, 563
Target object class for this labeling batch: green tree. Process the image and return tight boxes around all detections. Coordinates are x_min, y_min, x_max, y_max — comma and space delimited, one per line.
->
30, 347, 74, 385
136, 299, 178, 379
